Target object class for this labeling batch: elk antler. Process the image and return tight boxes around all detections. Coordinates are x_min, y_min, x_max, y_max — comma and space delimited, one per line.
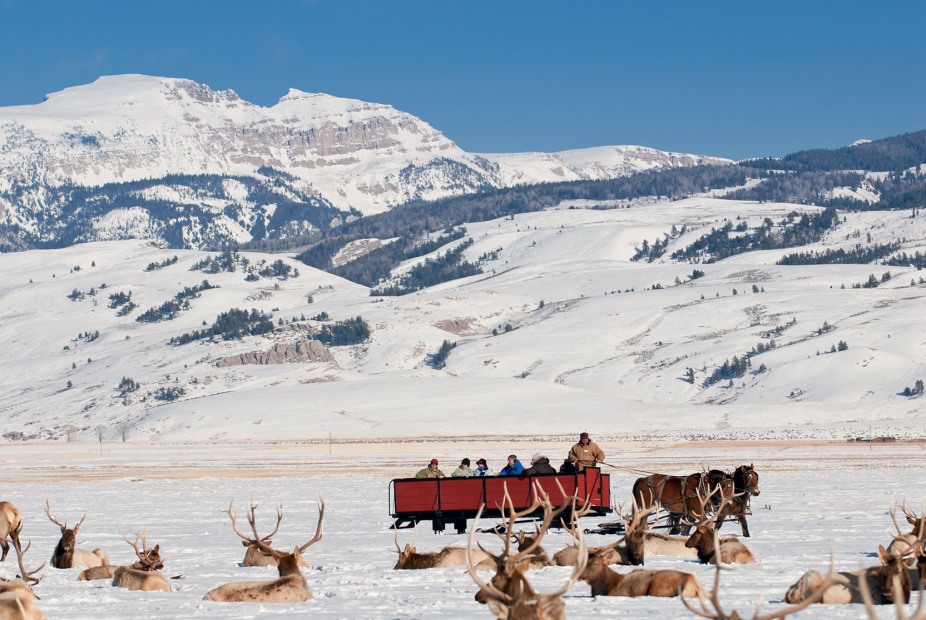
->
11, 526, 45, 585
44, 498, 86, 534
297, 495, 325, 553
225, 500, 283, 554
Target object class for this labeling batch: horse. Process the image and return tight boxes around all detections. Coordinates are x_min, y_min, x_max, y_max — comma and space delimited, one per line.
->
631, 471, 726, 535
714, 464, 760, 537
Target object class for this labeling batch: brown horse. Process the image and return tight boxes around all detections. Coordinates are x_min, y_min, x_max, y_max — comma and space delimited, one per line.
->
631, 472, 722, 535
714, 464, 760, 537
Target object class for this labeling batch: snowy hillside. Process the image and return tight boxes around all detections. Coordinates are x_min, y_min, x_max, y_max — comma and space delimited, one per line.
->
0, 75, 730, 250
1, 196, 924, 443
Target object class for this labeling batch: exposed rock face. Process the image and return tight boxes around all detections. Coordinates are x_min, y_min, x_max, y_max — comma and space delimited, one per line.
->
217, 339, 333, 367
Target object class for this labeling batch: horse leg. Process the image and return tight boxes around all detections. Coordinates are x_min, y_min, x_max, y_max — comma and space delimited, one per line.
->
738, 514, 750, 537
667, 513, 681, 535
714, 513, 726, 533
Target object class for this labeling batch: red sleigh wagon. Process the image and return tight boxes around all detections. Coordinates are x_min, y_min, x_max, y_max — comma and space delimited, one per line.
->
389, 468, 612, 533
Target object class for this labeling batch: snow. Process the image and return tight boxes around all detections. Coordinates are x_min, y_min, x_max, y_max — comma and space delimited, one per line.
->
1, 195, 925, 443
1, 440, 923, 619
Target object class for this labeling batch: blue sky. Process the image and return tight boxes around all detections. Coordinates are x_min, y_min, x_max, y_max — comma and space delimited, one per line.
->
1, 0, 923, 160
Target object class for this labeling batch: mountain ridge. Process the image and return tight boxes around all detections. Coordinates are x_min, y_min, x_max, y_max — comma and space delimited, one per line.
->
0, 74, 730, 251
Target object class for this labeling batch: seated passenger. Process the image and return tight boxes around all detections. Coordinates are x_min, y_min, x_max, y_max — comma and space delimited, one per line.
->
559, 458, 577, 474
415, 458, 445, 479
472, 458, 494, 476
451, 458, 473, 477
498, 454, 524, 476
522, 453, 556, 476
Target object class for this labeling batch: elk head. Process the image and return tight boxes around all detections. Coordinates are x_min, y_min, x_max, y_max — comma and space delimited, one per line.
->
226, 497, 324, 576
392, 523, 420, 570
124, 529, 164, 571
876, 544, 912, 605
44, 499, 87, 569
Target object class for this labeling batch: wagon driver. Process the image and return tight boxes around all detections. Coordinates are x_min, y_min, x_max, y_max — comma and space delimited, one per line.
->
568, 432, 605, 471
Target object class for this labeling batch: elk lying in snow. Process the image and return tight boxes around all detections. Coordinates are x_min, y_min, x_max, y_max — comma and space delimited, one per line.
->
45, 500, 108, 569
466, 491, 588, 620
859, 566, 926, 620
685, 489, 756, 565
554, 499, 656, 567
235, 501, 309, 568
0, 502, 22, 563
579, 552, 705, 598
393, 525, 494, 570
203, 496, 324, 603
785, 544, 913, 605
110, 530, 171, 592
682, 541, 838, 619
513, 529, 552, 569
0, 527, 47, 620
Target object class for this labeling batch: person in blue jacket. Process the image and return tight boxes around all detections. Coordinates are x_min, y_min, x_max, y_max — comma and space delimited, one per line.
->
498, 454, 524, 476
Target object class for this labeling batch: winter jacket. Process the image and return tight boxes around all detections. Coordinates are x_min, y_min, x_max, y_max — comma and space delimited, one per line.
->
451, 466, 473, 478
569, 441, 605, 471
522, 457, 557, 476
559, 460, 577, 474
499, 460, 524, 476
415, 466, 445, 479
473, 465, 494, 476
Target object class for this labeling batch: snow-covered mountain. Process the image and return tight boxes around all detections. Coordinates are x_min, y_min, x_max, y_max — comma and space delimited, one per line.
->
2, 195, 924, 443
0, 75, 730, 250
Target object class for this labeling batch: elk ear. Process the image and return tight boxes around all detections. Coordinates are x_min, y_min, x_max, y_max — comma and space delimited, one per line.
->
404, 544, 412, 554
241, 540, 250, 547
152, 544, 159, 553
877, 545, 891, 563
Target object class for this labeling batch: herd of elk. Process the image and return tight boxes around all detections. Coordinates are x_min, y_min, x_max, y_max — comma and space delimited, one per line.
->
202, 496, 324, 603
44, 500, 108, 570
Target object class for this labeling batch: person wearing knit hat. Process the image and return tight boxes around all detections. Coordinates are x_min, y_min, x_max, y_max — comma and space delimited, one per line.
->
568, 432, 605, 472
451, 458, 473, 478
415, 458, 446, 479
522, 452, 557, 476
472, 458, 494, 477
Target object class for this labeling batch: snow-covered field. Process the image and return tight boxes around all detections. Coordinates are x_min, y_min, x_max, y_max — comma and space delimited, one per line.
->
2, 440, 924, 619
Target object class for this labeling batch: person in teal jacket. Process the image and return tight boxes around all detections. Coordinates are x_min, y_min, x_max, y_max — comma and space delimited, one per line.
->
498, 454, 524, 476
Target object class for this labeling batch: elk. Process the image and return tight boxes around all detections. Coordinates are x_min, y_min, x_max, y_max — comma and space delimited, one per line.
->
580, 551, 705, 598
0, 502, 22, 563
685, 489, 755, 565
234, 501, 308, 568
860, 570, 926, 620
393, 525, 494, 570
111, 529, 171, 592
513, 529, 552, 569
44, 500, 108, 569
202, 496, 324, 603
681, 539, 837, 620
784, 544, 912, 605
553, 499, 656, 567
465, 497, 587, 619
889, 503, 926, 558
0, 526, 46, 620
474, 481, 577, 605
